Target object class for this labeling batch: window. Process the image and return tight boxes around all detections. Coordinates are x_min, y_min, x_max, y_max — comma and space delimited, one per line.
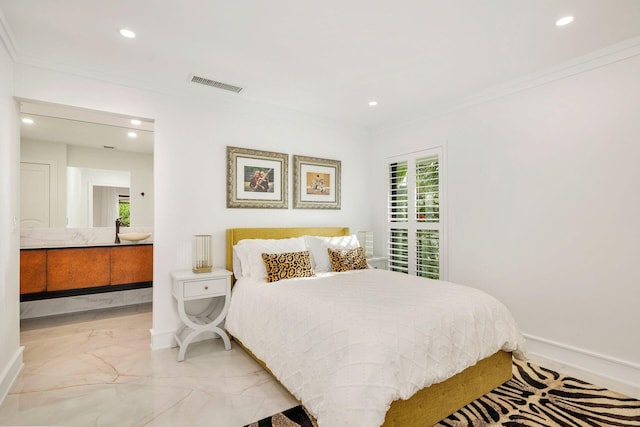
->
387, 147, 445, 279
118, 194, 130, 225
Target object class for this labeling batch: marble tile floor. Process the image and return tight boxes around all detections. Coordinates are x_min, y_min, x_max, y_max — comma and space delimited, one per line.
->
1, 304, 638, 426
20, 287, 152, 319
0, 303, 298, 427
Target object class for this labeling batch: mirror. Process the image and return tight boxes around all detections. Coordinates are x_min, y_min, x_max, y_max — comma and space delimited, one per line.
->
19, 101, 154, 229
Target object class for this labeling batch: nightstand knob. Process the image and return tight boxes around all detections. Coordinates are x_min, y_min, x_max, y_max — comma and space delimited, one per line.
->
204, 286, 209, 290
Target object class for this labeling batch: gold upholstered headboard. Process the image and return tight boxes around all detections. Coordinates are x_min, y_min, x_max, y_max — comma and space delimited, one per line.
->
225, 227, 350, 273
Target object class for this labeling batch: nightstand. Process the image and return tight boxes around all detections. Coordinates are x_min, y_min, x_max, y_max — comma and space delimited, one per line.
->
171, 268, 232, 361
367, 256, 388, 270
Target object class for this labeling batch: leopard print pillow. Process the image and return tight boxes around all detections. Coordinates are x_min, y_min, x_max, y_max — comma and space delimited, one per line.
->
261, 251, 315, 283
328, 246, 369, 272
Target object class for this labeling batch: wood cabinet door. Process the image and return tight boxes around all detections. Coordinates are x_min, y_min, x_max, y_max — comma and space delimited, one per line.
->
20, 250, 47, 294
110, 245, 153, 285
47, 248, 111, 291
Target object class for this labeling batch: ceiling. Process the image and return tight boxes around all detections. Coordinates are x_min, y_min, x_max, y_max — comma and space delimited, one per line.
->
19, 101, 154, 153
2, 1, 640, 128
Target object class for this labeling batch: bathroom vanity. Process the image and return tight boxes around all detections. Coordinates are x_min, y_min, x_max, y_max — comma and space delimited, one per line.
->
20, 243, 153, 301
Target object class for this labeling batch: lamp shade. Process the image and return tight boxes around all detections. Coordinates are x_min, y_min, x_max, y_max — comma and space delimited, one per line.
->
193, 235, 212, 273
358, 230, 374, 257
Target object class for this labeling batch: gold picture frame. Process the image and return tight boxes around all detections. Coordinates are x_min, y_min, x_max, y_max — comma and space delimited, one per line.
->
293, 155, 341, 209
227, 146, 288, 209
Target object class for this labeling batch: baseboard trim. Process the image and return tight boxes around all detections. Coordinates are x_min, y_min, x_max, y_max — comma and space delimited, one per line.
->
149, 328, 176, 350
524, 333, 640, 388
0, 346, 24, 406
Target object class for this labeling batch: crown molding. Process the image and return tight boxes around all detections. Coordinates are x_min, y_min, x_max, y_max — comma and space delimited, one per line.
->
0, 8, 17, 60
374, 35, 640, 135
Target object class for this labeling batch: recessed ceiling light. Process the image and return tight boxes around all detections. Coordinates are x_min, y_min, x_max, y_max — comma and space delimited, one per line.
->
22, 117, 34, 124
368, 101, 378, 107
127, 131, 138, 138
130, 119, 141, 125
119, 28, 136, 39
556, 16, 574, 26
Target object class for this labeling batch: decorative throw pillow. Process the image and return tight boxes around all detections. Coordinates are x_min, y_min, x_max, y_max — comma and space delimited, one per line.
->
235, 237, 307, 279
304, 235, 361, 272
328, 246, 369, 272
261, 251, 315, 283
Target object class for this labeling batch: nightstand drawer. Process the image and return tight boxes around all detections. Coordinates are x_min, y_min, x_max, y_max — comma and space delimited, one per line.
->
183, 279, 226, 298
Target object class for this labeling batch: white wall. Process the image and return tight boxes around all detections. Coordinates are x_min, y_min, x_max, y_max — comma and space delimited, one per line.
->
0, 42, 22, 402
13, 64, 371, 349
372, 51, 640, 385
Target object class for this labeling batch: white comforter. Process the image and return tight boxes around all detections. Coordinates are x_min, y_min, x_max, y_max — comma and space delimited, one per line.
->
225, 269, 527, 427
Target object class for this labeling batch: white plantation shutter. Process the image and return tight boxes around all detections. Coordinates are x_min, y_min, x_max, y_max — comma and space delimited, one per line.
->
388, 228, 409, 273
388, 161, 408, 222
387, 148, 445, 280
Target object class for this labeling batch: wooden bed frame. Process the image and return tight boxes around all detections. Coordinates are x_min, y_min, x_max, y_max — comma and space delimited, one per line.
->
226, 227, 512, 426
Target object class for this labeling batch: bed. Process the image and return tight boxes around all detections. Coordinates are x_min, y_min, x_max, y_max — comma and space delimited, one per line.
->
225, 227, 526, 427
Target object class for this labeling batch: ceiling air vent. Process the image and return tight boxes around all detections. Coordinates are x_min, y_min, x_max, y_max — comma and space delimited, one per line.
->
190, 75, 243, 93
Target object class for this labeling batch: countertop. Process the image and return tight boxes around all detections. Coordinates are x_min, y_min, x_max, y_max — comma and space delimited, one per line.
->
21, 242, 153, 250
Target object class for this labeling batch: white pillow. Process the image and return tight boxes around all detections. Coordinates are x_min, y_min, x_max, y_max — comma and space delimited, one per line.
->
304, 235, 361, 272
232, 246, 244, 280
234, 237, 307, 279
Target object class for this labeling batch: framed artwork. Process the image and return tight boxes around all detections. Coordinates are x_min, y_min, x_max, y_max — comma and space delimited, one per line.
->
293, 155, 341, 209
227, 146, 288, 209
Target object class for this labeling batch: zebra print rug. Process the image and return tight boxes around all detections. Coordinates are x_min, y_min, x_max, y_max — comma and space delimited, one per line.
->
245, 359, 640, 426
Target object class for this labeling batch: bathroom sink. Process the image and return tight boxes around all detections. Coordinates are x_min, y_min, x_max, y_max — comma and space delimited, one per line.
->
118, 232, 152, 242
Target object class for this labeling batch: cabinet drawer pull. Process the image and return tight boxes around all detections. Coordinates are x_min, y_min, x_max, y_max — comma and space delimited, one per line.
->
204, 286, 209, 290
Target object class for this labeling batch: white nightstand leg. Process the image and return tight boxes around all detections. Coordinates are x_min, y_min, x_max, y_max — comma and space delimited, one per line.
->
177, 328, 201, 362
213, 326, 231, 350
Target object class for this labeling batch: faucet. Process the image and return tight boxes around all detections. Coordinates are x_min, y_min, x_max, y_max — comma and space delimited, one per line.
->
115, 218, 124, 243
